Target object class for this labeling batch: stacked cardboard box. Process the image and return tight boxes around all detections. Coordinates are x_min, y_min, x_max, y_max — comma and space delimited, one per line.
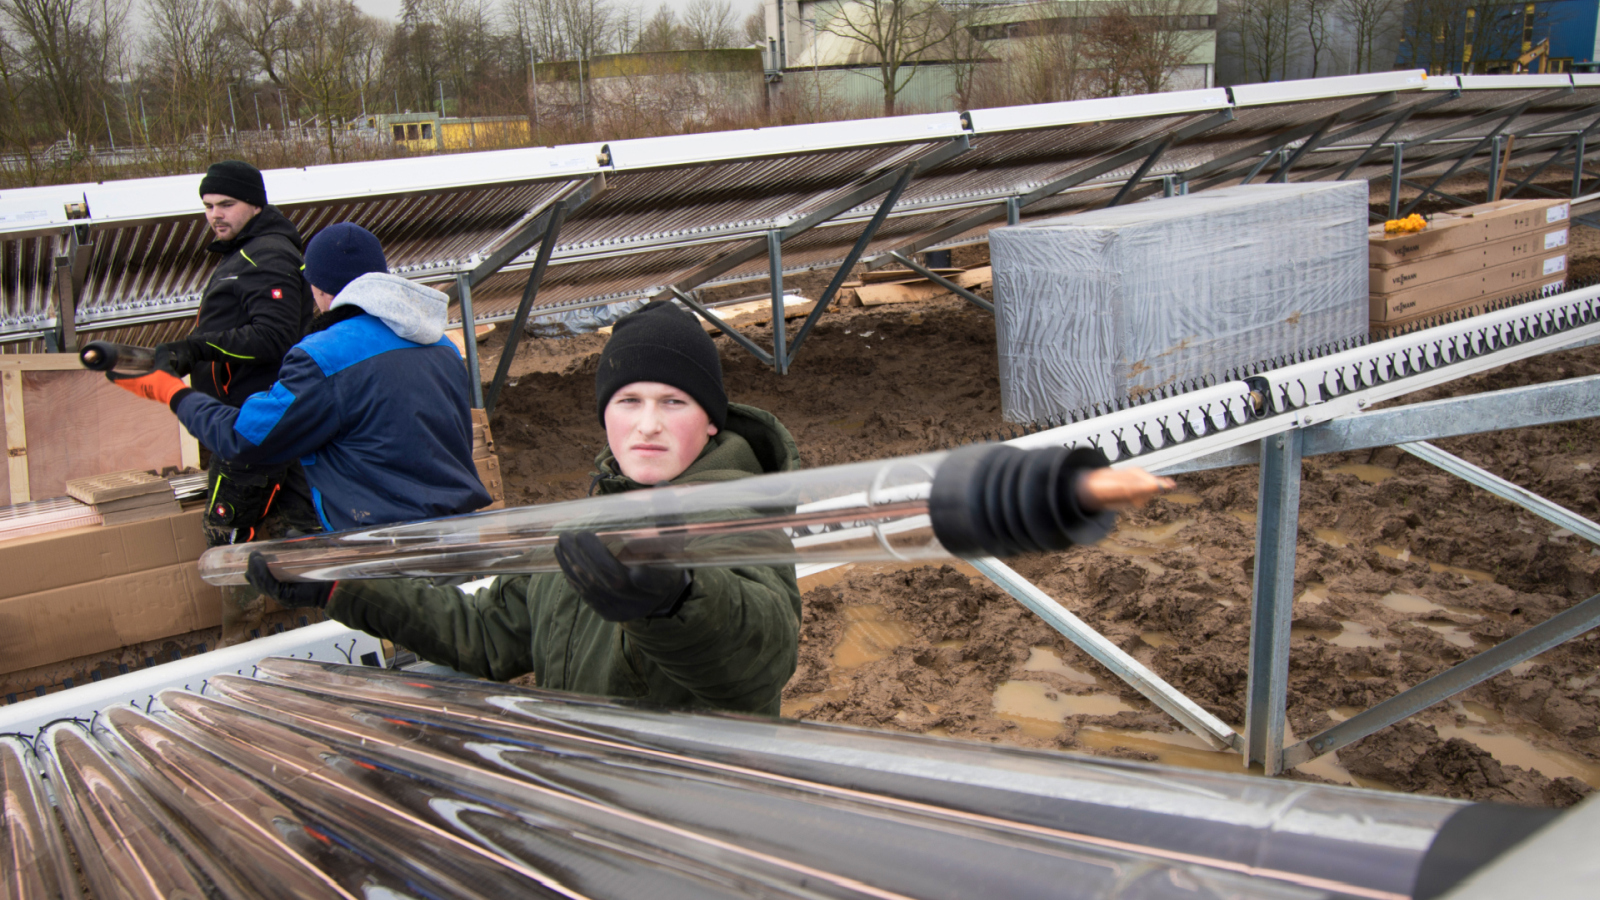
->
1369, 198, 1570, 328
0, 508, 220, 681
471, 408, 506, 510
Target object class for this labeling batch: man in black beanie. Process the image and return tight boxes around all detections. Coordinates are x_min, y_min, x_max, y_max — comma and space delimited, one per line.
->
165, 160, 318, 644
244, 301, 806, 716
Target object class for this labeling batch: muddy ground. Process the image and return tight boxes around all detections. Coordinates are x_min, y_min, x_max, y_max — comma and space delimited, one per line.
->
478, 223, 1600, 808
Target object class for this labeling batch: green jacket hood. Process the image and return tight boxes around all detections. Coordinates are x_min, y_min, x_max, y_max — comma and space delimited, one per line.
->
592, 402, 800, 494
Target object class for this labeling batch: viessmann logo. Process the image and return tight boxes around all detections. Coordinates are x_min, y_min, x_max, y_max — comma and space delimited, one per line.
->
1391, 242, 1423, 258
1389, 272, 1418, 287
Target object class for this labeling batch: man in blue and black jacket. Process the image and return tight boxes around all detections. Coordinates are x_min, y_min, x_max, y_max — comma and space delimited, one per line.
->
115, 222, 490, 533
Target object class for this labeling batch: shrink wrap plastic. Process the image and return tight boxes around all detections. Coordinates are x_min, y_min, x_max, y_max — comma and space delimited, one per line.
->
992, 182, 1368, 422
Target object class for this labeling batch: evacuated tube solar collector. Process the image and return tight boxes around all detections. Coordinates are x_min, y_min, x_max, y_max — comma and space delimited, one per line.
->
200, 444, 1114, 585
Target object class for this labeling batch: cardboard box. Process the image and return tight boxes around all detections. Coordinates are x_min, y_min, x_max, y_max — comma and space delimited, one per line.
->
1370, 226, 1569, 292
1368, 198, 1570, 266
1371, 253, 1567, 321
0, 562, 221, 675
0, 508, 207, 600
1372, 278, 1567, 332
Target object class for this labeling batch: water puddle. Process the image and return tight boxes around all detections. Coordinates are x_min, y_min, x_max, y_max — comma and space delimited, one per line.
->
1297, 583, 1329, 606
1229, 510, 1257, 527
1073, 724, 1388, 789
1330, 463, 1398, 484
1113, 519, 1194, 545
934, 638, 966, 650
1376, 546, 1496, 583
1437, 722, 1600, 788
994, 681, 1136, 738
834, 605, 914, 669
1380, 591, 1448, 615
1313, 528, 1352, 548
1139, 631, 1180, 649
1023, 647, 1103, 685
780, 687, 849, 718
1318, 620, 1388, 649
1162, 492, 1203, 506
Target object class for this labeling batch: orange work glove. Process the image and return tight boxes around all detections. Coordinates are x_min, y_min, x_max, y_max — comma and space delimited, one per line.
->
107, 368, 188, 406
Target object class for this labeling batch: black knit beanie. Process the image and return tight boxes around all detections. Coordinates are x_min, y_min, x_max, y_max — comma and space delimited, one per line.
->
198, 160, 267, 208
595, 302, 727, 429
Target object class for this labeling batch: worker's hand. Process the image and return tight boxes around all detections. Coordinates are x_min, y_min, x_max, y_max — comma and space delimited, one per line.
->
246, 551, 334, 609
153, 340, 197, 377
106, 367, 188, 406
1076, 467, 1176, 512
555, 531, 690, 622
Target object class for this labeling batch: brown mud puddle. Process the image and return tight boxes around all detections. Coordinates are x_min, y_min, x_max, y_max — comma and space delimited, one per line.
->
490, 288, 1600, 808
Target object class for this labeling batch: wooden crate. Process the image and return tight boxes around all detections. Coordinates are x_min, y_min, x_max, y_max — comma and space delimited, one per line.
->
1, 354, 199, 504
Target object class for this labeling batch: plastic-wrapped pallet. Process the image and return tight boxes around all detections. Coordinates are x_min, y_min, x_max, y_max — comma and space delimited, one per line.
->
992, 182, 1368, 423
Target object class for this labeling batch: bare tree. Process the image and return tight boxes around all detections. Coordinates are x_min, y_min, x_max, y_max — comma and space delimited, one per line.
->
1334, 0, 1401, 73
741, 3, 763, 46
0, 0, 127, 143
281, 0, 384, 155
680, 0, 733, 49
222, 0, 295, 86
818, 0, 967, 116
635, 3, 678, 52
1084, 0, 1211, 96
1221, 0, 1300, 82
143, 0, 240, 148
1298, 0, 1331, 76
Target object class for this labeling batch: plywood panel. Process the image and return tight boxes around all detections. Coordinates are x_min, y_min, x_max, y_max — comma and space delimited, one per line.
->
22, 369, 182, 499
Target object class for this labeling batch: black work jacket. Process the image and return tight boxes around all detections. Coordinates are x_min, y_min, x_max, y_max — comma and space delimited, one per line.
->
190, 205, 314, 406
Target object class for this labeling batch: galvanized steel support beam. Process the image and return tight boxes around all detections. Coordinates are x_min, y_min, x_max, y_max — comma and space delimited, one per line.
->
971, 556, 1241, 751
885, 251, 994, 313
787, 165, 916, 367
1269, 115, 1338, 183
1399, 441, 1600, 546
1389, 143, 1403, 219
1244, 430, 1303, 775
454, 273, 484, 409
664, 136, 970, 298
1185, 93, 1398, 195
768, 230, 786, 375
1400, 103, 1536, 217
1106, 136, 1173, 208
1005, 196, 1021, 225
1157, 374, 1600, 474
1577, 134, 1589, 198
1502, 120, 1600, 200
670, 288, 775, 367
484, 199, 570, 415
442, 175, 604, 304
873, 109, 1235, 266
1282, 590, 1600, 769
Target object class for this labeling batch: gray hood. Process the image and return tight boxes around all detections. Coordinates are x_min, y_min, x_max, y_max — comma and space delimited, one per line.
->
331, 273, 449, 345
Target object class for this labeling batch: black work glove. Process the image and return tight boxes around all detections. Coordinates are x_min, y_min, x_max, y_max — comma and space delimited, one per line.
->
246, 551, 334, 609
554, 531, 690, 622
153, 339, 198, 377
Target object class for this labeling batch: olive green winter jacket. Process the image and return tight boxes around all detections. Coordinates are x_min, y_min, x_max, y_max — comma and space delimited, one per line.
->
325, 403, 803, 715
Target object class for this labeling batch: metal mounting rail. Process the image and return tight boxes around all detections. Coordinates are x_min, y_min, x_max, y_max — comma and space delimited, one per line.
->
987, 284, 1600, 770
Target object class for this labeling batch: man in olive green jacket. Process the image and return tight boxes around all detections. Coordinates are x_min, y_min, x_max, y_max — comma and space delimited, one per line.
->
247, 301, 802, 715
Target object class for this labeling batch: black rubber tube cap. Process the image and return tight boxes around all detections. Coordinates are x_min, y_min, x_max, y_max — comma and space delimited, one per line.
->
929, 444, 1115, 558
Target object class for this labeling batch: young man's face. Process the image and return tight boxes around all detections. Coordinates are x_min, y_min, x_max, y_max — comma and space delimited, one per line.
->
201, 194, 260, 242
604, 382, 718, 485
